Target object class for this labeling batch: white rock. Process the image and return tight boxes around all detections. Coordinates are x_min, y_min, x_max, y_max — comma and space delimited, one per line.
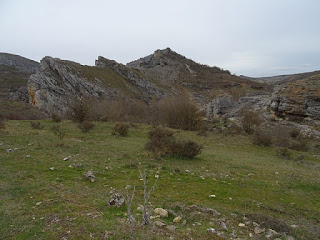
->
50, 167, 54, 170
209, 194, 216, 198
153, 220, 166, 227
238, 223, 245, 227
173, 216, 182, 223
36, 201, 42, 206
154, 208, 168, 218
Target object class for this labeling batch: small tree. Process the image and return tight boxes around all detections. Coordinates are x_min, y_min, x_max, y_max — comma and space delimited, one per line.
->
125, 185, 136, 240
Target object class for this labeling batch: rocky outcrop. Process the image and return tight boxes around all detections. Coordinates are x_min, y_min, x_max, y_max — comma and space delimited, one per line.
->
270, 75, 320, 120
28, 57, 113, 115
95, 56, 165, 98
0, 52, 39, 73
206, 94, 271, 118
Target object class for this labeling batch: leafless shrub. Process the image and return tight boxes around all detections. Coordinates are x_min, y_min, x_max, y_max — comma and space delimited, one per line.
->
78, 121, 95, 133
289, 138, 309, 152
69, 97, 92, 123
157, 92, 203, 131
113, 122, 130, 136
51, 112, 62, 123
252, 129, 272, 147
30, 121, 44, 130
139, 169, 158, 225
50, 125, 66, 140
125, 185, 136, 240
238, 109, 262, 135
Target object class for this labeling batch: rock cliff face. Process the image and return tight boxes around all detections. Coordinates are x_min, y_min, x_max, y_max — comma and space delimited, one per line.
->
28, 56, 168, 115
270, 74, 320, 120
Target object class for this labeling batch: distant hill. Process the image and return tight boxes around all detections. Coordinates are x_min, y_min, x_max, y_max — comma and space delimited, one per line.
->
240, 70, 320, 84
0, 53, 44, 119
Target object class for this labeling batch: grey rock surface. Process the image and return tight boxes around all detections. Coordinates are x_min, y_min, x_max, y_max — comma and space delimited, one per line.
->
0, 52, 39, 73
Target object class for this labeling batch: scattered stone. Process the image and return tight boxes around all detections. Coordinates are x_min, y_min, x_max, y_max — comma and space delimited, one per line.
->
285, 236, 295, 240
154, 208, 168, 218
254, 227, 265, 234
63, 157, 70, 161
166, 225, 176, 231
173, 216, 182, 223
75, 163, 83, 168
182, 220, 187, 226
26, 155, 31, 158
185, 169, 191, 173
249, 233, 254, 238
83, 171, 97, 182
219, 221, 227, 230
50, 167, 54, 170
203, 208, 220, 216
290, 224, 299, 229
153, 219, 166, 227
265, 229, 280, 239
6, 149, 14, 153
275, 172, 279, 175
238, 223, 245, 227
206, 227, 216, 233
36, 201, 42, 206
150, 215, 160, 220
209, 194, 216, 198
108, 192, 125, 207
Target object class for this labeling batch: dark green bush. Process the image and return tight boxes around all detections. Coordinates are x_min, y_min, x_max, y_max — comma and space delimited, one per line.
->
145, 126, 202, 159
78, 121, 95, 133
113, 122, 129, 136
168, 139, 202, 158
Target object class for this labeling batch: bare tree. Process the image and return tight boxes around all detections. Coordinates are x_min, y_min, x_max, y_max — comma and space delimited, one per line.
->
125, 185, 136, 240
139, 169, 158, 225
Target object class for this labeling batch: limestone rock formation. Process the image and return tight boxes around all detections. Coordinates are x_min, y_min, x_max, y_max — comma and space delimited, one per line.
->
28, 57, 113, 115
0, 52, 39, 73
270, 74, 320, 120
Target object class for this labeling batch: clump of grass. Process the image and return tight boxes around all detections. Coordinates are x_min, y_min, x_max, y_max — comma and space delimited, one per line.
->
30, 121, 44, 130
78, 121, 95, 133
0, 116, 5, 130
275, 147, 292, 159
113, 122, 130, 136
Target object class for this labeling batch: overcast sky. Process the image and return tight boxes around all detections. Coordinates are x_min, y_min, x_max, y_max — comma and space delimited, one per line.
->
1, 0, 319, 77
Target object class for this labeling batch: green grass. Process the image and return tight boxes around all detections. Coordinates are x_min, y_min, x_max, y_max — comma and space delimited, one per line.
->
0, 121, 319, 239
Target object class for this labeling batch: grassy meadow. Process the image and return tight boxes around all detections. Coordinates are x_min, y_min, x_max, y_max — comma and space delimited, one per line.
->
0, 120, 319, 239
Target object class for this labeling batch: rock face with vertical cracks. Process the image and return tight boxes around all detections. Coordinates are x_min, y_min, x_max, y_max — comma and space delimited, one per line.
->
28, 56, 166, 115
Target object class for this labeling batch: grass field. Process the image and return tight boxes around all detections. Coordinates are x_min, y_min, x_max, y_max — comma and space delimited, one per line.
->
0, 120, 319, 239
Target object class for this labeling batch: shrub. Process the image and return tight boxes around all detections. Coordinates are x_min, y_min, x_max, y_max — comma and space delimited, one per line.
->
275, 148, 292, 159
248, 213, 290, 234
51, 112, 62, 123
168, 139, 202, 158
252, 129, 272, 147
238, 109, 262, 135
50, 125, 66, 140
30, 121, 44, 130
289, 128, 300, 138
145, 126, 202, 159
78, 121, 95, 133
113, 122, 129, 136
0, 119, 5, 130
145, 126, 175, 156
68, 97, 91, 123
289, 138, 309, 152
157, 92, 203, 131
